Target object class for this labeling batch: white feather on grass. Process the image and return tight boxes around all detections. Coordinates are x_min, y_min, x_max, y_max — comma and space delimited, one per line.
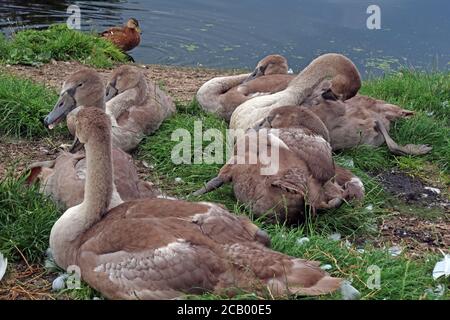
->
0, 252, 7, 281
433, 251, 450, 280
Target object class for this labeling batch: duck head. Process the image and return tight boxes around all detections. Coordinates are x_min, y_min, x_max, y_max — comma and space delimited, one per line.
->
127, 18, 142, 34
44, 69, 105, 129
244, 54, 289, 83
105, 65, 145, 102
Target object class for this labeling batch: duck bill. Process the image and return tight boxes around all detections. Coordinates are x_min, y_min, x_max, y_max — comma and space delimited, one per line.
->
44, 92, 76, 129
243, 67, 264, 83
105, 83, 118, 102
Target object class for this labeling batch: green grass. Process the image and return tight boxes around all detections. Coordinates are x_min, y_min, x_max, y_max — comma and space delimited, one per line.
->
0, 24, 128, 68
0, 74, 61, 138
360, 70, 450, 172
0, 174, 60, 263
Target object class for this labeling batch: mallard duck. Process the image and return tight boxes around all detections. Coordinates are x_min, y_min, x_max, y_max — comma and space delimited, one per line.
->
49, 107, 342, 299
100, 18, 141, 52
197, 54, 294, 121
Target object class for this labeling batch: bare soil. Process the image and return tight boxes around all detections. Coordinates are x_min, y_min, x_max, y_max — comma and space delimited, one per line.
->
378, 213, 449, 256
376, 169, 449, 210
0, 135, 65, 179
373, 169, 449, 256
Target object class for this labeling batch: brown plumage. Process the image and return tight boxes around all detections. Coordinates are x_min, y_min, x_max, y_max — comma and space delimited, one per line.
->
197, 55, 294, 121
230, 53, 361, 132
194, 106, 364, 224
27, 148, 160, 210
304, 88, 432, 155
49, 107, 342, 299
35, 68, 162, 210
100, 18, 141, 52
105, 65, 176, 152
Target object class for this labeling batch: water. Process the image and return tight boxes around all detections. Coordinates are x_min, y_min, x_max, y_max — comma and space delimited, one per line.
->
0, 0, 449, 75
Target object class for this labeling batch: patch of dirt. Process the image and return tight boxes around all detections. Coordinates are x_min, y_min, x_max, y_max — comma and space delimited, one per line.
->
376, 213, 450, 257
375, 169, 449, 211
1, 61, 241, 103
0, 135, 66, 180
371, 169, 449, 256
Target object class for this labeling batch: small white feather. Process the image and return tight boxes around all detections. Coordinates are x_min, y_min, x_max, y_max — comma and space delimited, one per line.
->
433, 254, 450, 280
340, 280, 361, 300
0, 253, 7, 281
296, 237, 310, 246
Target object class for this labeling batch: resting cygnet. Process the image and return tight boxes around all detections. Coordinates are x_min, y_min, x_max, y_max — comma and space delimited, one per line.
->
197, 54, 295, 121
194, 106, 364, 224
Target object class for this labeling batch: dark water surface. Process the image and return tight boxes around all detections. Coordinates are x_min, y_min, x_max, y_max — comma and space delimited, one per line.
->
0, 0, 449, 74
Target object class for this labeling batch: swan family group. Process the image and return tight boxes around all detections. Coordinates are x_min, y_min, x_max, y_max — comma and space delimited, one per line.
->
25, 36, 431, 299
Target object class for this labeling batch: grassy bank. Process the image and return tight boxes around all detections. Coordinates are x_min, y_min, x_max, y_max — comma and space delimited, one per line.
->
0, 70, 448, 300
0, 24, 127, 68
0, 74, 59, 138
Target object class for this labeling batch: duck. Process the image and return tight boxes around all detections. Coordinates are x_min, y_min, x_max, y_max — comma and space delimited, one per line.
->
100, 18, 141, 52
104, 65, 176, 152
229, 53, 361, 134
49, 106, 343, 299
194, 106, 364, 224
303, 87, 432, 155
34, 68, 161, 209
197, 55, 295, 121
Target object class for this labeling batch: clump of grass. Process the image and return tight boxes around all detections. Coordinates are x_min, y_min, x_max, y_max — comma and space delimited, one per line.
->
0, 173, 60, 263
392, 115, 449, 172
0, 74, 60, 138
337, 146, 391, 172
138, 100, 230, 196
362, 70, 450, 120
361, 70, 450, 173
0, 24, 128, 68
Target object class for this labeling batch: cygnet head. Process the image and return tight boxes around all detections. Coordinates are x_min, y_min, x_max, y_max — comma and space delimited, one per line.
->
244, 54, 289, 82
105, 65, 145, 102
44, 68, 105, 129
